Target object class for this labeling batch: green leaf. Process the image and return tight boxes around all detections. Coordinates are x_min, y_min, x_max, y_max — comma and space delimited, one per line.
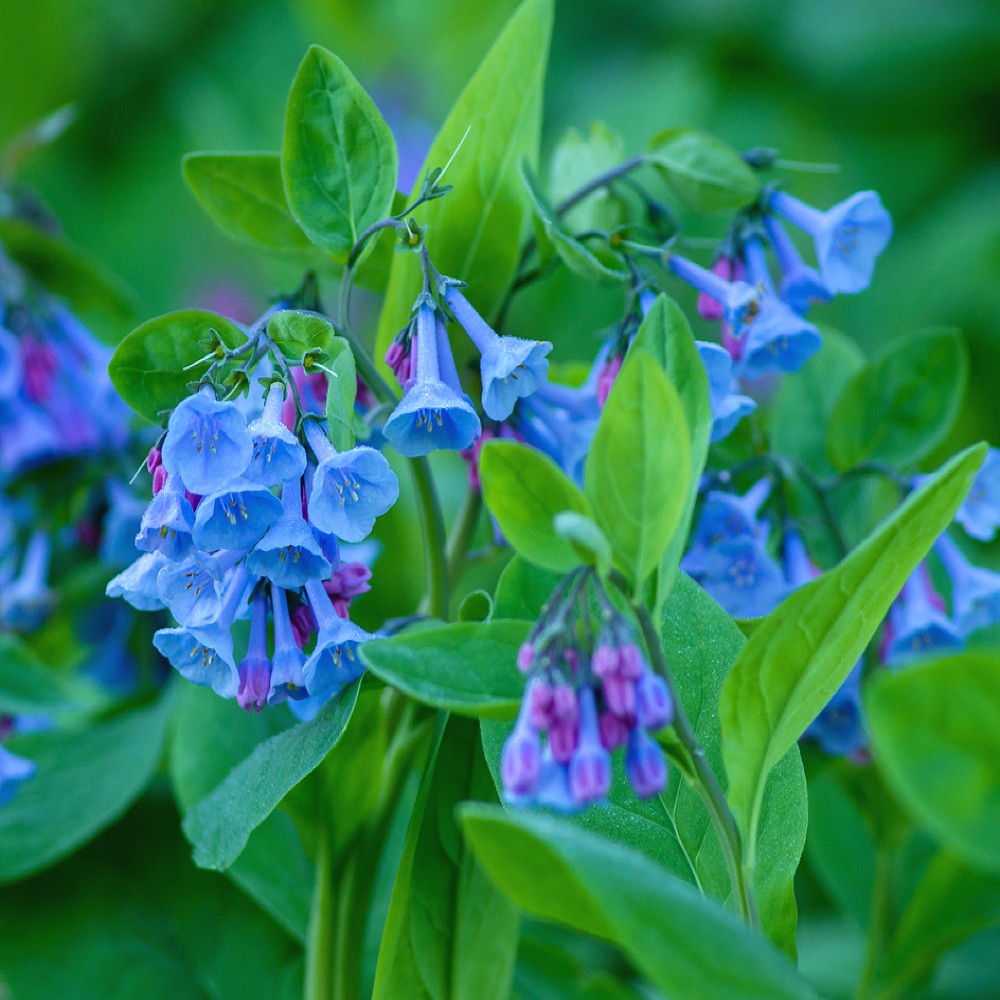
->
520, 159, 629, 283
493, 555, 562, 621
169, 683, 313, 943
881, 851, 1000, 996
361, 621, 530, 719
182, 680, 359, 871
0, 690, 174, 883
374, 0, 553, 373
826, 328, 968, 472
108, 309, 248, 421
647, 129, 760, 215
0, 218, 136, 343
866, 652, 1000, 873
458, 590, 494, 623
719, 443, 987, 874
182, 152, 325, 264
323, 337, 360, 451
585, 353, 691, 591
628, 293, 712, 607
461, 806, 818, 1000
267, 309, 337, 358
549, 121, 629, 233
553, 511, 612, 575
281, 45, 398, 260
771, 327, 865, 476
481, 439, 593, 574
0, 634, 104, 718
373, 716, 519, 1000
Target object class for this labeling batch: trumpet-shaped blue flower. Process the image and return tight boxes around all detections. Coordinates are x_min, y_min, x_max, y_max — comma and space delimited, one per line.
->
301, 579, 373, 701
106, 552, 169, 611
953, 447, 1000, 542
696, 341, 756, 442
737, 239, 822, 377
0, 744, 36, 807
805, 661, 867, 758
501, 684, 543, 797
156, 553, 226, 628
567, 687, 611, 805
135, 473, 195, 560
884, 565, 963, 667
769, 189, 892, 295
247, 480, 331, 588
683, 479, 772, 576
699, 535, 788, 619
0, 532, 54, 631
192, 478, 282, 552
304, 420, 399, 543
153, 566, 251, 698
162, 385, 252, 495
444, 285, 552, 421
237, 594, 272, 713
0, 326, 22, 401
763, 215, 831, 315
269, 585, 308, 703
99, 479, 149, 567
625, 728, 668, 799
935, 533, 1000, 636
668, 254, 761, 331
516, 396, 598, 487
245, 384, 307, 487
383, 302, 481, 457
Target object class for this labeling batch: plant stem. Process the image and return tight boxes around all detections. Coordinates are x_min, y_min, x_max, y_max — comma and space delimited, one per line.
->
446, 488, 482, 586
304, 793, 335, 1000
856, 850, 893, 1000
413, 456, 449, 619
632, 595, 760, 928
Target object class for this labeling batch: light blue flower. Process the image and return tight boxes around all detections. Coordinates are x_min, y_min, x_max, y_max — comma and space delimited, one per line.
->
304, 420, 398, 543
245, 384, 308, 487
236, 593, 272, 713
953, 447, 1000, 542
156, 553, 226, 628
383, 302, 481, 457
135, 473, 195, 561
682, 479, 772, 577
0, 744, 36, 807
153, 566, 251, 698
769, 189, 892, 295
162, 385, 252, 495
698, 535, 788, 619
567, 687, 611, 806
516, 396, 598, 487
0, 532, 54, 631
668, 254, 761, 330
624, 728, 668, 799
805, 661, 867, 758
269, 584, 308, 704
99, 479, 148, 567
935, 533, 1000, 636
192, 478, 283, 552
884, 565, 963, 667
445, 285, 551, 421
247, 480, 331, 588
106, 552, 169, 611
501, 685, 543, 798
0, 326, 22, 401
695, 341, 756, 442
301, 579, 372, 702
763, 215, 832, 315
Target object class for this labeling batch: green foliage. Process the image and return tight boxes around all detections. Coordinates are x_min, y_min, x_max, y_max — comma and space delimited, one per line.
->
108, 308, 247, 421
267, 309, 338, 358
281, 46, 398, 261
647, 128, 760, 214
373, 715, 519, 999
461, 805, 818, 1000
0, 633, 105, 718
827, 328, 968, 471
585, 353, 691, 592
374, 0, 553, 371
866, 652, 1000, 874
480, 439, 594, 573
182, 152, 326, 265
181, 680, 359, 871
552, 511, 612, 576
548, 121, 630, 233
361, 620, 531, 719
719, 444, 986, 875
0, 689, 174, 883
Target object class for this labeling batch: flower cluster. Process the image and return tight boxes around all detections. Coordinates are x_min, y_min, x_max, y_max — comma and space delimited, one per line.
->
108, 338, 400, 712
501, 570, 673, 811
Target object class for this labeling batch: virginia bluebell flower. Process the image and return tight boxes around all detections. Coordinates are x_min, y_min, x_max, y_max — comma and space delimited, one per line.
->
0, 326, 22, 400
192, 478, 283, 553
268, 584, 308, 703
247, 479, 332, 588
698, 535, 788, 619
682, 479, 772, 577
135, 473, 195, 561
667, 254, 761, 331
383, 300, 482, 457
444, 284, 552, 421
953, 447, 1000, 542
934, 533, 1000, 636
516, 394, 599, 487
883, 564, 963, 667
106, 552, 169, 611
98, 479, 150, 567
236, 593, 272, 713
153, 565, 252, 697
804, 661, 867, 759
155, 554, 226, 628
762, 215, 832, 315
696, 341, 757, 441
245, 383, 308, 487
768, 190, 892, 295
301, 578, 373, 702
303, 420, 399, 543
0, 743, 36, 807
567, 686, 612, 805
0, 531, 54, 631
161, 385, 252, 495
736, 238, 822, 378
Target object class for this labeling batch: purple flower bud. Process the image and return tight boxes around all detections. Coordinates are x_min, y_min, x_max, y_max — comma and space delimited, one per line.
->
598, 709, 631, 751
625, 729, 668, 799
527, 680, 554, 729
602, 674, 636, 717
568, 688, 611, 805
548, 720, 578, 764
501, 697, 542, 797
636, 673, 673, 731
516, 641, 535, 674
592, 643, 619, 678
236, 595, 272, 713
551, 683, 578, 723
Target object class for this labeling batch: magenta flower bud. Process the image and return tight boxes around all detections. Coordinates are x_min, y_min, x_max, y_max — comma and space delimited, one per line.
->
596, 355, 623, 408
568, 688, 611, 805
636, 673, 673, 731
501, 705, 542, 797
598, 710, 631, 751
697, 256, 734, 321
591, 643, 619, 678
626, 729, 668, 799
617, 643, 646, 679
527, 679, 554, 729
516, 641, 535, 674
602, 674, 636, 717
551, 683, 579, 723
548, 719, 578, 764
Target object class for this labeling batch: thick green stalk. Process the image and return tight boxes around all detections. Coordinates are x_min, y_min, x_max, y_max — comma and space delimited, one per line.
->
305, 799, 336, 1000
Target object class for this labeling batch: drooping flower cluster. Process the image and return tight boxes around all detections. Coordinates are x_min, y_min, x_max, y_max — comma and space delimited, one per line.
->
501, 569, 673, 811
108, 325, 400, 712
